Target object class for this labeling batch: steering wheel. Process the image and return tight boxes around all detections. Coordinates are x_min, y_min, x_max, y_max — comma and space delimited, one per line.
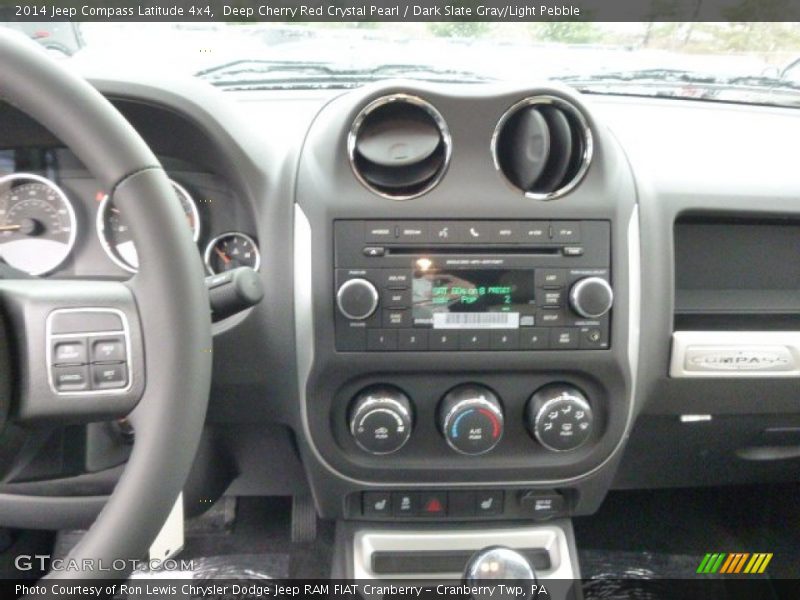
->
0, 32, 212, 578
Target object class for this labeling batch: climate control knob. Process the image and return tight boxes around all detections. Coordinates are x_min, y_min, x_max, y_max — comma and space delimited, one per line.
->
569, 277, 613, 319
527, 384, 594, 452
440, 384, 504, 455
337, 278, 379, 320
349, 386, 413, 455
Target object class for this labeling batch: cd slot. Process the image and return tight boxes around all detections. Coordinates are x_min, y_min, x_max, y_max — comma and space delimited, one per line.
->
387, 246, 561, 256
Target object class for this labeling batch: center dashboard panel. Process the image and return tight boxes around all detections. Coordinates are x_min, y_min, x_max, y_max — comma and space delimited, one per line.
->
293, 82, 640, 521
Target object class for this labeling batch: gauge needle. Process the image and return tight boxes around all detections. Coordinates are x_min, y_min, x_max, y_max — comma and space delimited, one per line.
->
214, 247, 231, 264
0, 224, 21, 232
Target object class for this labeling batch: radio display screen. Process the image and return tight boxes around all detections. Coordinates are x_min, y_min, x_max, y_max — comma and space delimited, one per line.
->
412, 269, 536, 329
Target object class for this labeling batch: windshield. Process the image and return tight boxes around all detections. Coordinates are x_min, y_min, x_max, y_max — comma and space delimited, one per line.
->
6, 21, 800, 107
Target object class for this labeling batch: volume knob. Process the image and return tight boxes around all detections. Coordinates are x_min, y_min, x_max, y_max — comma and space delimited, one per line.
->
569, 277, 613, 319
337, 278, 379, 320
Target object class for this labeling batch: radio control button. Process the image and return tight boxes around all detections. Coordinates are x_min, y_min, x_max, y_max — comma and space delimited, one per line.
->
367, 329, 397, 351
537, 308, 565, 326
430, 222, 457, 242
459, 330, 490, 350
488, 221, 519, 243
551, 221, 581, 243
381, 270, 411, 289
363, 246, 385, 257
563, 246, 584, 257
519, 328, 549, 350
430, 331, 458, 351
383, 309, 411, 328
397, 222, 428, 243
541, 289, 565, 308
520, 221, 550, 243
365, 222, 397, 243
458, 221, 491, 243
580, 327, 608, 349
490, 330, 519, 350
520, 315, 536, 327
382, 289, 411, 308
535, 269, 566, 289
337, 278, 379, 320
398, 329, 428, 351
550, 328, 579, 349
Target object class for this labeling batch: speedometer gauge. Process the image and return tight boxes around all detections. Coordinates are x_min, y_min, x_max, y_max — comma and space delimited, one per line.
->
97, 179, 200, 273
0, 173, 77, 276
204, 232, 260, 274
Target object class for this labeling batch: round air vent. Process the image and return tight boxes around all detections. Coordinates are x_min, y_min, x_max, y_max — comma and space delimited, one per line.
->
348, 94, 451, 200
492, 96, 593, 200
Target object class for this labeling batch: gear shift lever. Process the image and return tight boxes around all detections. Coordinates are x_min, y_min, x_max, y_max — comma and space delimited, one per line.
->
464, 546, 537, 600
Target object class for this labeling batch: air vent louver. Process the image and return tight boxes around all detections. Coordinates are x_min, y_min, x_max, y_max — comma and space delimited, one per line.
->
349, 95, 450, 200
493, 96, 592, 200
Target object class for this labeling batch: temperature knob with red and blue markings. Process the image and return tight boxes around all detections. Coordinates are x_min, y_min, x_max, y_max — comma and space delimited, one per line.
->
439, 384, 504, 455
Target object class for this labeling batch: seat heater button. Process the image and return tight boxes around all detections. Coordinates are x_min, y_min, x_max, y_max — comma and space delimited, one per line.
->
91, 363, 128, 389
91, 337, 126, 363
52, 339, 87, 365
53, 365, 89, 391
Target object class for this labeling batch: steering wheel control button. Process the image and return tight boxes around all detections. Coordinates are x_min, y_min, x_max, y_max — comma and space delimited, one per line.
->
92, 363, 128, 389
52, 339, 87, 365
528, 384, 594, 452
349, 386, 413, 455
569, 276, 614, 319
363, 492, 392, 517
91, 337, 126, 363
53, 365, 89, 391
440, 384, 504, 455
337, 277, 379, 320
49, 310, 123, 335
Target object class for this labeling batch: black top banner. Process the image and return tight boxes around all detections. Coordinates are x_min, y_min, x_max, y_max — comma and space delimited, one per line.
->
2, 0, 800, 22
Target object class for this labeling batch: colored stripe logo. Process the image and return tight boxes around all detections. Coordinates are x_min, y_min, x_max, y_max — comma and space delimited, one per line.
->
697, 553, 772, 574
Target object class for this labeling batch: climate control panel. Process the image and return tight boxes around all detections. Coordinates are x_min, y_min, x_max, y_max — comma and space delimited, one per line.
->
346, 382, 595, 457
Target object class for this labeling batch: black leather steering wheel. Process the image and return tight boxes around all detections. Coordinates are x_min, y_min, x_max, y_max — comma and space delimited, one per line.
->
0, 31, 212, 578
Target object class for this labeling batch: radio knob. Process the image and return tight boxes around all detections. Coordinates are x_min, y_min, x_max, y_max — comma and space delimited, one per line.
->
337, 278, 379, 320
527, 384, 594, 452
440, 385, 504, 455
349, 386, 413, 455
569, 277, 613, 319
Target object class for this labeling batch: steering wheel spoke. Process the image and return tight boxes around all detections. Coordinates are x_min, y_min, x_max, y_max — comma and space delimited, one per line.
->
0, 278, 145, 423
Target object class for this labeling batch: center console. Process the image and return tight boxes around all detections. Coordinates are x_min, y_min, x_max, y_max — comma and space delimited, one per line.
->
293, 81, 640, 545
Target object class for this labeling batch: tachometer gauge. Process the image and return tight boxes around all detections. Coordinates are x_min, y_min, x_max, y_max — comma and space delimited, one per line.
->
97, 179, 200, 273
204, 232, 260, 274
0, 173, 77, 276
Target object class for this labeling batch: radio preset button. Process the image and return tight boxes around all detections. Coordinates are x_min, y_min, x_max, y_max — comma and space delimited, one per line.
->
367, 329, 398, 351
459, 330, 490, 350
429, 331, 458, 351
490, 330, 519, 350
520, 328, 549, 349
398, 329, 428, 351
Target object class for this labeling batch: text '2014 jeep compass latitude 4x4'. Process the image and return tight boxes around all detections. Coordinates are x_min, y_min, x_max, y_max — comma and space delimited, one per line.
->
1, 7, 800, 600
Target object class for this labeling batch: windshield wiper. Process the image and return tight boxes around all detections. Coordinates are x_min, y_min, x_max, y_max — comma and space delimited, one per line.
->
560, 68, 800, 93
196, 60, 491, 90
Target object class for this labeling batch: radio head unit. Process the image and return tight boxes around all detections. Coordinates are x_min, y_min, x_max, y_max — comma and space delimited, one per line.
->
334, 220, 612, 352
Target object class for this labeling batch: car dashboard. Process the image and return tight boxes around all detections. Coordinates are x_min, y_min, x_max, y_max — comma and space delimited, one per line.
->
2, 69, 800, 574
